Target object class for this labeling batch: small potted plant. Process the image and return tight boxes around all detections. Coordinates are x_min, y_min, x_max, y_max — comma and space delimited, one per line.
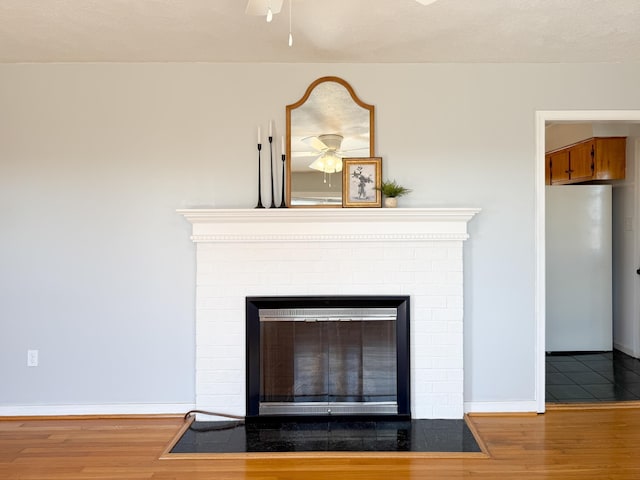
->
378, 179, 412, 208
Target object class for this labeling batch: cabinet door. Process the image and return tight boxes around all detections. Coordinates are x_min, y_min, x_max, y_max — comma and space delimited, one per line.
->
549, 150, 570, 184
594, 137, 626, 180
567, 140, 595, 182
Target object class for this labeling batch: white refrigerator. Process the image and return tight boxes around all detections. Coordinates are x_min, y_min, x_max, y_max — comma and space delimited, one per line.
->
546, 185, 613, 352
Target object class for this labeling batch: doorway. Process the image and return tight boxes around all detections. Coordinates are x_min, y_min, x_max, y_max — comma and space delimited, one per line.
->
535, 111, 640, 412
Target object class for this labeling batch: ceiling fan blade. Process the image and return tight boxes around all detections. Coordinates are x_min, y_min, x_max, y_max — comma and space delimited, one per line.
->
291, 151, 320, 158
245, 0, 283, 16
302, 136, 330, 152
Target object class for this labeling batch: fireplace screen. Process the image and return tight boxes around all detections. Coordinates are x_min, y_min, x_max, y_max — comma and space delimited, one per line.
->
246, 297, 410, 418
260, 308, 397, 415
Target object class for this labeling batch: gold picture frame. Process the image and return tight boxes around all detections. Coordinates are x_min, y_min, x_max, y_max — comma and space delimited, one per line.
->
342, 157, 382, 208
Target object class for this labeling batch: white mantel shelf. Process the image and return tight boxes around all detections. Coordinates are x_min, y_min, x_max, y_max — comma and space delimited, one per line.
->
178, 208, 481, 243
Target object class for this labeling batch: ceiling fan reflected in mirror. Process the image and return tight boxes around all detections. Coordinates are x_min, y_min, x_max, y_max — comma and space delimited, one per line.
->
293, 133, 369, 186
300, 134, 345, 174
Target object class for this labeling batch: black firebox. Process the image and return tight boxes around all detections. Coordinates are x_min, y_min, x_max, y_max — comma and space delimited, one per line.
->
246, 296, 410, 420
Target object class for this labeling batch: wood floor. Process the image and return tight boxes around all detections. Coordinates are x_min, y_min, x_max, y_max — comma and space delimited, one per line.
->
2, 406, 640, 479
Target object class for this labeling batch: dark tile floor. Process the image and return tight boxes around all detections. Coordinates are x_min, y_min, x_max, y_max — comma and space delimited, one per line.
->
546, 350, 640, 403
170, 418, 481, 454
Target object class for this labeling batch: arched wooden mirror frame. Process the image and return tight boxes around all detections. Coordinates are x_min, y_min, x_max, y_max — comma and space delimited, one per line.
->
286, 76, 375, 207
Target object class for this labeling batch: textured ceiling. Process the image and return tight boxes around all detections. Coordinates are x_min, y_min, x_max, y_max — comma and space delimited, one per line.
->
1, 0, 640, 63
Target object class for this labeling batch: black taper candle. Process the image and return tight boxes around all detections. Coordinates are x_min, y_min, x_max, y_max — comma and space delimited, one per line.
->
279, 154, 287, 208
268, 136, 276, 208
255, 143, 264, 208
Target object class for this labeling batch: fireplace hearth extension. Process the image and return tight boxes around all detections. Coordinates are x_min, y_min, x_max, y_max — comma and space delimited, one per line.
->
246, 296, 410, 421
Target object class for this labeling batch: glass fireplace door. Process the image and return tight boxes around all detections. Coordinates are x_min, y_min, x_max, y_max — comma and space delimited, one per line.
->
259, 308, 397, 415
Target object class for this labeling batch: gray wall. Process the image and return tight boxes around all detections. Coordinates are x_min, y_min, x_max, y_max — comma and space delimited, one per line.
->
2, 63, 640, 411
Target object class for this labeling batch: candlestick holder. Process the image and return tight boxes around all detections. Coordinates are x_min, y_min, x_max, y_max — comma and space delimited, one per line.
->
279, 153, 288, 208
268, 136, 276, 208
255, 143, 264, 209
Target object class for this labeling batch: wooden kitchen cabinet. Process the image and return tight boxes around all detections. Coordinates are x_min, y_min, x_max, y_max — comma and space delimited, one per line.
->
567, 140, 597, 183
547, 150, 570, 184
546, 137, 626, 185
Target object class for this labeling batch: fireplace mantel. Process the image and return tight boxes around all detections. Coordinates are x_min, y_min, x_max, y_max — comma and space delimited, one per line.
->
179, 207, 480, 419
178, 208, 480, 242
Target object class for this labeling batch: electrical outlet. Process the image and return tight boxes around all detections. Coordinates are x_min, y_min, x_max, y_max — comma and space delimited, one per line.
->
27, 349, 39, 367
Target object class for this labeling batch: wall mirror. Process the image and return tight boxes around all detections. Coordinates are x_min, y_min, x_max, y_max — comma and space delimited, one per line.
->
286, 76, 375, 207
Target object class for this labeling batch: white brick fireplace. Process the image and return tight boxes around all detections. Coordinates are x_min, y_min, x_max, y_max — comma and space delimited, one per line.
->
179, 208, 479, 419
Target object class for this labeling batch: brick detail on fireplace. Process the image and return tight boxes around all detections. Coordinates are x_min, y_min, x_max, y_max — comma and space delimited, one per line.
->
179, 208, 479, 419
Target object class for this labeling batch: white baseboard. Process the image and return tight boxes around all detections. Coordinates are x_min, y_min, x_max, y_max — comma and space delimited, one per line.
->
464, 401, 538, 414
0, 403, 195, 417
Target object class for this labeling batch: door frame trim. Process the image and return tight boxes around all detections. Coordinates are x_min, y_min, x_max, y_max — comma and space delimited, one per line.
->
535, 110, 640, 413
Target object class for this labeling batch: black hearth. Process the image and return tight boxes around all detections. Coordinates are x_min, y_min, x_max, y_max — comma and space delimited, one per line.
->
246, 296, 410, 420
